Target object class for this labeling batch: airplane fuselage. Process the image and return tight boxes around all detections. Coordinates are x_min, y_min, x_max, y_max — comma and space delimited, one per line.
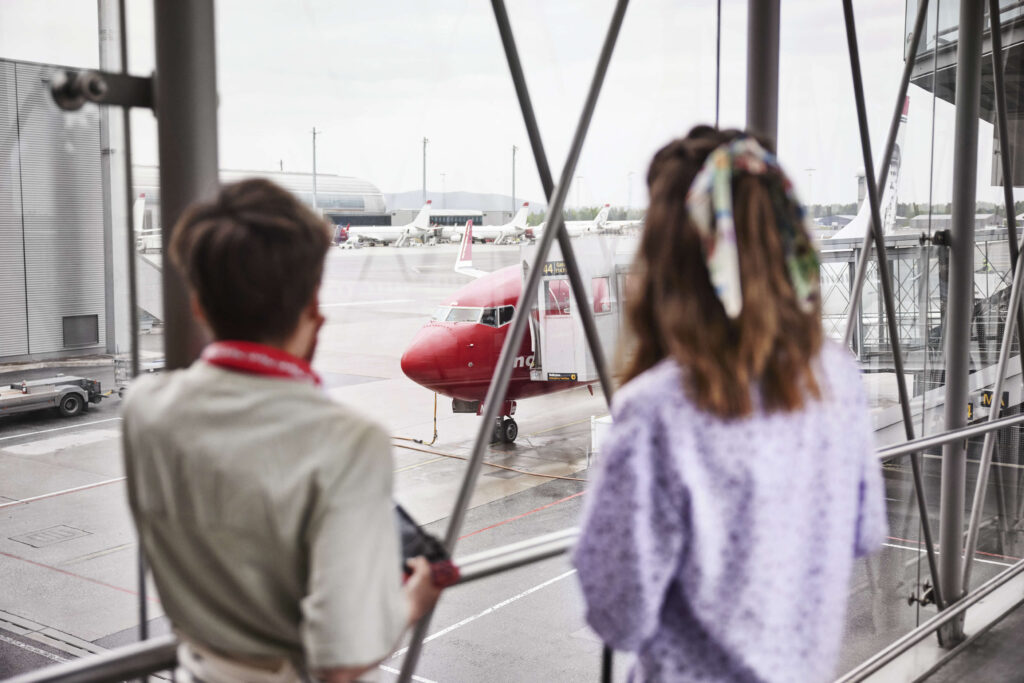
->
400, 265, 580, 410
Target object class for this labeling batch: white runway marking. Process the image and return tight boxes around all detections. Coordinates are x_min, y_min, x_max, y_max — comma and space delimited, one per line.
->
0, 477, 126, 510
0, 632, 67, 663
378, 664, 437, 682
0, 417, 122, 443
884, 542, 1013, 567
320, 298, 414, 308
391, 568, 577, 660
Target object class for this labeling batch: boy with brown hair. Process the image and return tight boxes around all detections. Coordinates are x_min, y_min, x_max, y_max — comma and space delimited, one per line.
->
123, 178, 440, 683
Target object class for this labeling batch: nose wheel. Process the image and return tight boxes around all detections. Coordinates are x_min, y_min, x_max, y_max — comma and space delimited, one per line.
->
492, 417, 519, 443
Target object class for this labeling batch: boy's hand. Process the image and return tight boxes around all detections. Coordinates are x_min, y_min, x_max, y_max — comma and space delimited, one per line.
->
404, 556, 443, 624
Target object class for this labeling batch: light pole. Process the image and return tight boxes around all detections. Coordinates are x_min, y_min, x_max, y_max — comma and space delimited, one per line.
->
627, 170, 635, 211
311, 127, 322, 211
512, 144, 518, 214
804, 167, 816, 215
576, 175, 583, 210
422, 137, 429, 204
440, 172, 446, 209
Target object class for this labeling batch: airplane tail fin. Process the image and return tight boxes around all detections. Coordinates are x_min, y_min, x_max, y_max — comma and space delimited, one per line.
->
830, 97, 908, 241
512, 202, 530, 228
457, 220, 473, 268
594, 203, 610, 226
132, 193, 146, 235
411, 200, 433, 230
455, 221, 487, 278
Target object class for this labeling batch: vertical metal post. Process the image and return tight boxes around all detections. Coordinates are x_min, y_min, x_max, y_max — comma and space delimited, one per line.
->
395, 3, 628, 680
422, 136, 429, 204
153, 0, 219, 370
842, 0, 945, 611
989, 0, 1022, 535
960, 0, 1024, 592
112, 0, 146, 645
311, 127, 320, 211
745, 0, 779, 147
512, 144, 517, 212
715, 0, 722, 128
938, 0, 984, 641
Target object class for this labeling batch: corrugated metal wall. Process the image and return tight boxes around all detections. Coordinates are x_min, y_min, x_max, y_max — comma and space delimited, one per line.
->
0, 59, 106, 360
0, 61, 29, 357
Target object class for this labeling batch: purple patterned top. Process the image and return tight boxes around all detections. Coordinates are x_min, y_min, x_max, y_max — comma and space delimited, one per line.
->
573, 342, 886, 682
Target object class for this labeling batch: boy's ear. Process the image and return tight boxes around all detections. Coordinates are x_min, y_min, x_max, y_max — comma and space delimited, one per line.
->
190, 292, 208, 325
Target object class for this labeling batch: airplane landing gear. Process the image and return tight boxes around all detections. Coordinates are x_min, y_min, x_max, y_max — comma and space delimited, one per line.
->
492, 416, 519, 443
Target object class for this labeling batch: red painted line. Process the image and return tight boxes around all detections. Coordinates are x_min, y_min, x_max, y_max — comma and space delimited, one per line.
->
0, 550, 161, 605
886, 535, 1022, 562
459, 491, 586, 541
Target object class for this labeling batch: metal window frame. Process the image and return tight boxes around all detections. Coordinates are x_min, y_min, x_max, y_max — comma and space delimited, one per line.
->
37, 0, 1024, 677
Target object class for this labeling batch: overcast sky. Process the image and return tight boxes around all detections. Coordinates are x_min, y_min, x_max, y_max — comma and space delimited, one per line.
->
0, 0, 1006, 209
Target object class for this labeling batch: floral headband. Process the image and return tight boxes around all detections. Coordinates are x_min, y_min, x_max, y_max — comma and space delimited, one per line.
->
684, 136, 820, 319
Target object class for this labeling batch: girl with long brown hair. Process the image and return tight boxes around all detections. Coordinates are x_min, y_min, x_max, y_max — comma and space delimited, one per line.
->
573, 127, 886, 682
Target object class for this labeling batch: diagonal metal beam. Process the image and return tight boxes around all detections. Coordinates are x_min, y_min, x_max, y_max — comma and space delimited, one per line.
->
489, 4, 618, 409
961, 0, 1024, 594
841, 0, 945, 612
395, 2, 629, 680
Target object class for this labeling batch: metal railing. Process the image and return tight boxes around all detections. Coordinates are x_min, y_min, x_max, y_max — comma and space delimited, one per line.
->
836, 556, 1024, 682
7, 528, 580, 683
17, 407, 1024, 683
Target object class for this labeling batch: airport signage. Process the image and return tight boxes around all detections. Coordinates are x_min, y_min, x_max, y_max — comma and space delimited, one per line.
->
547, 372, 577, 381
543, 261, 568, 276
980, 390, 1009, 410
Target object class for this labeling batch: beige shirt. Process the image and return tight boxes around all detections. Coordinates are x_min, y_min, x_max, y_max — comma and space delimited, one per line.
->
122, 362, 406, 669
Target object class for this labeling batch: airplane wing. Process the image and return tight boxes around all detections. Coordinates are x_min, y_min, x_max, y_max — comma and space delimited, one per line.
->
455, 221, 489, 278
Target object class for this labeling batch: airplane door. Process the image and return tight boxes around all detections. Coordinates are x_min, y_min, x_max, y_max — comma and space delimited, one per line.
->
536, 275, 578, 381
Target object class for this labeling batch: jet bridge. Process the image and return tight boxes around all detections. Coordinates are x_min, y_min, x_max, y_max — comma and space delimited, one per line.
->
521, 234, 639, 384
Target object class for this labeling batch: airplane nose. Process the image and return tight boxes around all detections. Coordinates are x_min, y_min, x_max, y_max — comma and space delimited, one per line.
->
401, 324, 459, 388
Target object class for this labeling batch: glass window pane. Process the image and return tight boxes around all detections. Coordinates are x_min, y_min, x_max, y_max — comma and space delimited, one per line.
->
591, 277, 611, 314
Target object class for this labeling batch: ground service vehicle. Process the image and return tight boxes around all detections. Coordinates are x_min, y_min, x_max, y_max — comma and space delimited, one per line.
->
0, 376, 105, 419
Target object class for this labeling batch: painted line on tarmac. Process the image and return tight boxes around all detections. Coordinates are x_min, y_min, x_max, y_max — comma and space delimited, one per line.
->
377, 664, 437, 682
883, 542, 1013, 567
0, 632, 68, 664
394, 456, 447, 474
0, 550, 161, 604
524, 416, 600, 437
887, 534, 1022, 562
320, 298, 414, 308
0, 417, 122, 443
459, 491, 586, 541
0, 477, 126, 510
391, 569, 577, 660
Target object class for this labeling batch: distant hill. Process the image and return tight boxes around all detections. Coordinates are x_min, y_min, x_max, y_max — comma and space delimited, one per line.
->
385, 190, 545, 213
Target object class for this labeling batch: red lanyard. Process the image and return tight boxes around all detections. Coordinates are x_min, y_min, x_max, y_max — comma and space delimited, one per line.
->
201, 341, 321, 386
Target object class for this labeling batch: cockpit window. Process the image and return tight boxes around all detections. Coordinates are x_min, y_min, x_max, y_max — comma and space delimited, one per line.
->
445, 306, 483, 323
432, 306, 451, 321
480, 308, 497, 327
499, 305, 514, 325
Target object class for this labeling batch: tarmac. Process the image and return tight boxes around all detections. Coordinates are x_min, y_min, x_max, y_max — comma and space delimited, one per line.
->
0, 243, 1019, 681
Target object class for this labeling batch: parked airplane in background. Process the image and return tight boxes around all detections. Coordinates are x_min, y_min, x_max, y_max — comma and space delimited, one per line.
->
527, 204, 611, 240
346, 201, 433, 245
828, 97, 909, 240
453, 202, 531, 244
401, 221, 583, 443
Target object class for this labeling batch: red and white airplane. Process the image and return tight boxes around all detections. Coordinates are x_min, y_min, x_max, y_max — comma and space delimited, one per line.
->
400, 221, 582, 442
